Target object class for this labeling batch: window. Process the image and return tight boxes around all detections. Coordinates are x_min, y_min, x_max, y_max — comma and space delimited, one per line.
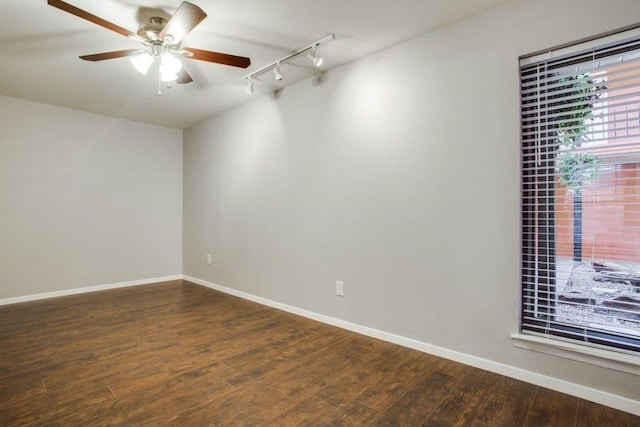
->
520, 30, 640, 353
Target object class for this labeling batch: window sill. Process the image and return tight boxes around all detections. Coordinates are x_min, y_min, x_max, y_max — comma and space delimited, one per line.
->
511, 333, 640, 376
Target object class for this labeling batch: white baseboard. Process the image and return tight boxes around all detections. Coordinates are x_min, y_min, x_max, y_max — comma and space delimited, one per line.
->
0, 275, 183, 306
183, 275, 640, 417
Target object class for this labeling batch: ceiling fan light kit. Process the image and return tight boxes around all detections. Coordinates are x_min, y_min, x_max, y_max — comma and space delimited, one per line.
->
244, 33, 335, 95
47, 0, 250, 95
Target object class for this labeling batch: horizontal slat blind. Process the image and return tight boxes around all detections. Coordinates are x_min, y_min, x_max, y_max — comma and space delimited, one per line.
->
520, 33, 640, 353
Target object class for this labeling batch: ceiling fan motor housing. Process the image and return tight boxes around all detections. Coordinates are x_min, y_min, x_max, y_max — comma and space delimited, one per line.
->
137, 17, 168, 42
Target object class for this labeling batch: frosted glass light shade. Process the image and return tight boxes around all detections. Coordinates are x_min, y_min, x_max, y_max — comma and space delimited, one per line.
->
161, 53, 182, 74
159, 53, 182, 82
160, 71, 178, 82
130, 53, 154, 75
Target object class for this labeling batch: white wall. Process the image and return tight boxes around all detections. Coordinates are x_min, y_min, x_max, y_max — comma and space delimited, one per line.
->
0, 95, 183, 299
184, 0, 640, 407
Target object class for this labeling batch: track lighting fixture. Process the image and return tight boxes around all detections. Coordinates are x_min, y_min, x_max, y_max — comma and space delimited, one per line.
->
274, 64, 284, 81
244, 34, 334, 94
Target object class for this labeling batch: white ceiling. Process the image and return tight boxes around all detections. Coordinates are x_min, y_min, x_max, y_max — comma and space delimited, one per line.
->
0, 0, 510, 129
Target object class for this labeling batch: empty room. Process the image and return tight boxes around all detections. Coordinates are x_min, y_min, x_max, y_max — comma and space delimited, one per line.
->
1, 0, 640, 425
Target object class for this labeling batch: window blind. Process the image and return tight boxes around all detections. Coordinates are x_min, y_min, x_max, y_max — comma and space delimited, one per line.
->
520, 31, 640, 353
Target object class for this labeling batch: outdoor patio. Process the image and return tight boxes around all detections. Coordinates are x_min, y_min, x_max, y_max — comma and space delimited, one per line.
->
556, 257, 640, 336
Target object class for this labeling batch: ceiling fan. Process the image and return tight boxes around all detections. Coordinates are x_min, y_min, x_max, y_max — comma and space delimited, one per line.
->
48, 0, 251, 93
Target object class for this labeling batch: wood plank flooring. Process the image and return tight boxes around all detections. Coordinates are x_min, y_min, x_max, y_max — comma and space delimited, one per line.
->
0, 280, 638, 426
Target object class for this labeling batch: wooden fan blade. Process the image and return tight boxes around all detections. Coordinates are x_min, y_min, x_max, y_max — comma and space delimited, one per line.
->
180, 48, 251, 69
159, 2, 207, 45
48, 0, 139, 40
79, 50, 142, 62
176, 69, 193, 84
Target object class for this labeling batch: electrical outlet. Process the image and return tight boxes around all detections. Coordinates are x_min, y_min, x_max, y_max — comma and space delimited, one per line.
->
336, 280, 344, 297
206, 254, 212, 265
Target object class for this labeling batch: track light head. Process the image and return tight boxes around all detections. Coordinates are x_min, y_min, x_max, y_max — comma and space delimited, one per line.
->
307, 47, 323, 67
274, 64, 284, 81
245, 78, 254, 94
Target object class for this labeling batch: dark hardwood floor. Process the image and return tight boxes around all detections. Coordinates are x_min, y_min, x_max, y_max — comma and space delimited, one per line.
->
0, 280, 637, 426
